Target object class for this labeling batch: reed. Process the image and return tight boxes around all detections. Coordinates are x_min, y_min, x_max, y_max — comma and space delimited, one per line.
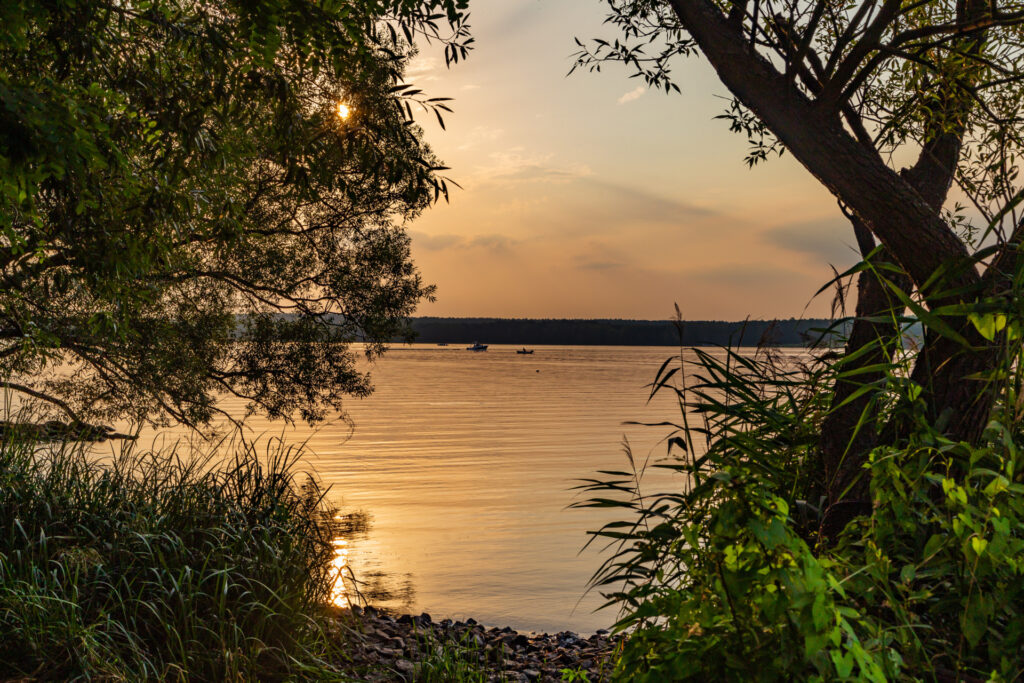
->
414, 629, 507, 683
0, 428, 347, 680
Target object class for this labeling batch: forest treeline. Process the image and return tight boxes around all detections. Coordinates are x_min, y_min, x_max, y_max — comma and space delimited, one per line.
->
401, 317, 844, 347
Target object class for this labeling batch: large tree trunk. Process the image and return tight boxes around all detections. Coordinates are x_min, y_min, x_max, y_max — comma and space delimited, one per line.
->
820, 131, 971, 538
818, 222, 910, 540
666, 0, 1004, 539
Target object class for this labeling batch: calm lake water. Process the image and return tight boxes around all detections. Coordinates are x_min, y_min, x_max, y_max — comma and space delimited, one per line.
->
127, 344, 769, 633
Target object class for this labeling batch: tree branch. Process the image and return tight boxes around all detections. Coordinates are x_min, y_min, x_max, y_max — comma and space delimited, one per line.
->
667, 0, 978, 302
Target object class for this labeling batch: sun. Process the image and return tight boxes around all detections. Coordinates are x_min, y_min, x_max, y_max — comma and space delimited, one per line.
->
337, 102, 351, 120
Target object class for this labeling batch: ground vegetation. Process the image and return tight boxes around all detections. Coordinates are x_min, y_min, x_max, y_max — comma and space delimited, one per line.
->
575, 2, 1024, 679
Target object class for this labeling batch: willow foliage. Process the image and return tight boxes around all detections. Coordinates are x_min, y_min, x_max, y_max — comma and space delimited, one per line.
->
0, 0, 471, 429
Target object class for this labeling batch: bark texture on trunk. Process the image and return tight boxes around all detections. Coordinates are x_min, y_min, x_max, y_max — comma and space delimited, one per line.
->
818, 225, 911, 539
820, 130, 970, 537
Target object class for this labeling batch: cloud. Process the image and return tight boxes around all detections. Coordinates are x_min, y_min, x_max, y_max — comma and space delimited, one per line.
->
571, 240, 632, 272
404, 55, 439, 81
472, 147, 593, 184
687, 263, 804, 288
577, 178, 718, 220
409, 231, 463, 251
456, 125, 506, 152
761, 217, 859, 265
617, 85, 647, 105
410, 231, 519, 253
578, 261, 625, 271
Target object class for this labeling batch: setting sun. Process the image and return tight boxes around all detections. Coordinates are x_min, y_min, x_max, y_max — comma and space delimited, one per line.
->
337, 102, 351, 120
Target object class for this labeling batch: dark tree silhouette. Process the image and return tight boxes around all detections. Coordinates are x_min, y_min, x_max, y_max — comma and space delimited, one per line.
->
0, 0, 472, 433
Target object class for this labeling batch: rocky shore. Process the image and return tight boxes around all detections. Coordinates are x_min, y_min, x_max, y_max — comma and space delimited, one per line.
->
335, 606, 617, 681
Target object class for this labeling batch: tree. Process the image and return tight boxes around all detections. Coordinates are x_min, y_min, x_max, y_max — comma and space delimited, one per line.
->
574, 0, 1024, 539
0, 0, 472, 434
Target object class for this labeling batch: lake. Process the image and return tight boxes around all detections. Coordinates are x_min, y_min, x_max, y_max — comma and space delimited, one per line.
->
129, 344, 754, 633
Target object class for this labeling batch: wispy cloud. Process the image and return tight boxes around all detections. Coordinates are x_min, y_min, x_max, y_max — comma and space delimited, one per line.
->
404, 55, 439, 81
761, 217, 858, 265
571, 240, 632, 272
617, 85, 646, 105
578, 261, 625, 271
688, 263, 804, 287
410, 231, 519, 253
456, 125, 506, 152
409, 231, 463, 251
577, 178, 719, 220
472, 147, 593, 184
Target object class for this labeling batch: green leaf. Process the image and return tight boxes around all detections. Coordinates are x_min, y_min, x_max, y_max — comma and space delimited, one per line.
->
968, 312, 1007, 342
831, 650, 854, 679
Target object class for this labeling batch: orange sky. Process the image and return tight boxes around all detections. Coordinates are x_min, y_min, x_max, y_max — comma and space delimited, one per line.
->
405, 0, 858, 320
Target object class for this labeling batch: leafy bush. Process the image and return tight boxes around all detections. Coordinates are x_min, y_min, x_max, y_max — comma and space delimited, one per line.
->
0, 431, 346, 680
583, 327, 1024, 681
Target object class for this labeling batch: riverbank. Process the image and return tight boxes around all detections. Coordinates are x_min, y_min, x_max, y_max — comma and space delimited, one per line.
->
335, 606, 617, 682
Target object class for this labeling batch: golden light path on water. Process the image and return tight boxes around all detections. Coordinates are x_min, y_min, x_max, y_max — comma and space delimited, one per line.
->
112, 344, 807, 633
330, 537, 350, 608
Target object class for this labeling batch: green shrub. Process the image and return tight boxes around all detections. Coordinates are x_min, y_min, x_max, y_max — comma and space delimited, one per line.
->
0, 431, 347, 680
582, 340, 1024, 681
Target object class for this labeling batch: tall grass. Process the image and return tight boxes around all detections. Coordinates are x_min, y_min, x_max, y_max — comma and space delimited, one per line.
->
0, 428, 347, 680
581, 317, 1024, 681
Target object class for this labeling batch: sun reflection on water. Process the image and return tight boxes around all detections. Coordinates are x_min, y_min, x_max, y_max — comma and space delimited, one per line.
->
325, 509, 416, 613
330, 537, 351, 608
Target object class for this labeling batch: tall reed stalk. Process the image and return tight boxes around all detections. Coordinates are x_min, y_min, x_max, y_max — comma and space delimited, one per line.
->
0, 428, 347, 680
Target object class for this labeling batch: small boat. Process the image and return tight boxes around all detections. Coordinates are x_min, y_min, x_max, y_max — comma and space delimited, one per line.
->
516, 348, 534, 355
466, 342, 488, 351
437, 343, 448, 346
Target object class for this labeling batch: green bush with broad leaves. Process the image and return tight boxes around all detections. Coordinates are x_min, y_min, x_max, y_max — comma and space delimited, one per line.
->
582, 306, 1024, 682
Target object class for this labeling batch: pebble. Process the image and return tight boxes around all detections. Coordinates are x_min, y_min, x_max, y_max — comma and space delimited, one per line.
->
335, 607, 616, 681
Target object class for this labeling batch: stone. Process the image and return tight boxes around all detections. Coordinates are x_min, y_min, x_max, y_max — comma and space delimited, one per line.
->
333, 609, 618, 682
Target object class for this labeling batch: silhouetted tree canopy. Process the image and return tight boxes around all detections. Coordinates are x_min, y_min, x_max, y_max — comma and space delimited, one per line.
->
0, 0, 471, 431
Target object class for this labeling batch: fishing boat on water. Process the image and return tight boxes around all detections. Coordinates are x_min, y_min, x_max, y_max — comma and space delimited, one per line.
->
516, 348, 534, 355
466, 342, 488, 351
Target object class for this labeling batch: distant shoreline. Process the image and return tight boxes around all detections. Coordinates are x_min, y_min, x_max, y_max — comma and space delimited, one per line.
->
399, 316, 844, 348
